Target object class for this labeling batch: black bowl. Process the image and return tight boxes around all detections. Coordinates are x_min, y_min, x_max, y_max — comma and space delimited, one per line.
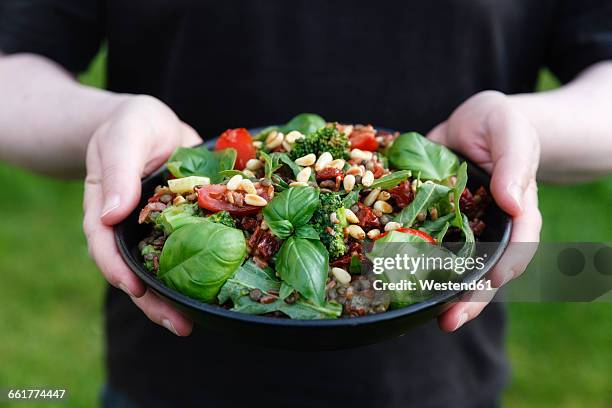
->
115, 133, 511, 350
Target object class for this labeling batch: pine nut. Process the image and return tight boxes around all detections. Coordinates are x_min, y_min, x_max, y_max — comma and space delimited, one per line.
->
330, 212, 340, 224
363, 188, 381, 207
327, 159, 345, 170
384, 222, 403, 232
244, 194, 267, 206
377, 191, 391, 201
242, 169, 255, 178
260, 219, 269, 230
172, 195, 186, 205
343, 174, 356, 191
265, 130, 279, 144
282, 140, 292, 152
315, 152, 333, 171
350, 148, 373, 161
225, 191, 235, 204
362, 170, 374, 187
295, 153, 316, 166
416, 212, 427, 222
346, 166, 363, 177
285, 130, 305, 143
411, 179, 422, 192
266, 132, 284, 150
332, 267, 352, 284
373, 200, 393, 213
341, 125, 354, 137
289, 181, 309, 187
429, 207, 439, 220
367, 229, 381, 239
296, 167, 312, 183
245, 159, 263, 171
346, 224, 366, 240
240, 179, 257, 195
345, 209, 359, 224
227, 174, 243, 191
252, 141, 263, 148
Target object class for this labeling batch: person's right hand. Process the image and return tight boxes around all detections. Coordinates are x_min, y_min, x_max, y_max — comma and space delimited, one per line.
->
83, 95, 201, 336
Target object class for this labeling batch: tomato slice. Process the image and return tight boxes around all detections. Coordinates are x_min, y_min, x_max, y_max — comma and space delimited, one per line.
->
375, 227, 436, 243
349, 131, 379, 151
197, 184, 271, 215
215, 128, 256, 170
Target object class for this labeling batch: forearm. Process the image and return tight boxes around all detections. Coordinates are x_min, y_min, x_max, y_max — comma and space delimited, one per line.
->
0, 52, 128, 177
509, 61, 612, 183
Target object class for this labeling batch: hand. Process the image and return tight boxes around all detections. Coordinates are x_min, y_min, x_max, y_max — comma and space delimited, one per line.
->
83, 95, 201, 336
427, 90, 542, 332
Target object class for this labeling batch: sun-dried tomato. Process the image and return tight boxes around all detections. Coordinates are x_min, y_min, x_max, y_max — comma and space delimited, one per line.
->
355, 202, 380, 228
372, 164, 385, 179
248, 226, 280, 261
388, 181, 414, 208
469, 219, 486, 236
316, 167, 343, 180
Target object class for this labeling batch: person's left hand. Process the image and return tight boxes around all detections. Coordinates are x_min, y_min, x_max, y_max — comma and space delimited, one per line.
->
427, 90, 542, 332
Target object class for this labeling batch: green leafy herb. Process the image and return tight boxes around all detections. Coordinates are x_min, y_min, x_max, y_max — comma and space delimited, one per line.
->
156, 204, 202, 234
158, 221, 247, 303
263, 186, 320, 239
394, 182, 451, 226
368, 170, 412, 190
276, 237, 329, 306
280, 113, 326, 135
294, 224, 320, 240
453, 162, 468, 227
167, 146, 236, 183
341, 189, 361, 208
387, 132, 459, 181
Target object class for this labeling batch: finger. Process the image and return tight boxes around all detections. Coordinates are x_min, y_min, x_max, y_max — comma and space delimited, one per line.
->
488, 180, 541, 287
486, 109, 540, 217
426, 122, 448, 145
438, 287, 499, 332
131, 289, 194, 336
84, 176, 146, 298
95, 122, 149, 226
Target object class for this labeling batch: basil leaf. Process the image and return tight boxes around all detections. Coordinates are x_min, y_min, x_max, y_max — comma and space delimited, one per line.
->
155, 204, 201, 234
274, 152, 303, 178
263, 186, 320, 239
279, 282, 294, 300
280, 113, 326, 135
216, 148, 237, 172
276, 237, 329, 306
159, 221, 247, 303
395, 182, 451, 226
368, 170, 411, 190
453, 162, 468, 227
167, 145, 225, 183
387, 132, 459, 181
294, 224, 320, 240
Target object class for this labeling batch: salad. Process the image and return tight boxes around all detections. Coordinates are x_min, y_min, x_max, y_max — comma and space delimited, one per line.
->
137, 114, 490, 319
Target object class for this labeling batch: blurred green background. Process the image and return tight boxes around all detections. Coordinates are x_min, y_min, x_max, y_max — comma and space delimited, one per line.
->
1, 50, 611, 407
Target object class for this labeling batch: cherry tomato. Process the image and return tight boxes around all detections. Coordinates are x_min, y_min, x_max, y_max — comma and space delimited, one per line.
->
349, 131, 378, 151
375, 227, 436, 243
215, 128, 256, 170
197, 184, 272, 215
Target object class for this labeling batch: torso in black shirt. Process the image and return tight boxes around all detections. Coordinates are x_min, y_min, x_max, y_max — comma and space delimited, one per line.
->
2, 0, 612, 407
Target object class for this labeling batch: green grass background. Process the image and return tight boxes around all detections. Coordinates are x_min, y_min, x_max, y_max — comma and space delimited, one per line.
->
0, 50, 611, 407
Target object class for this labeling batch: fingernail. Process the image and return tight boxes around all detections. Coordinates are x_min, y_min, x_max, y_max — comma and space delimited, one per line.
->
101, 194, 121, 218
118, 282, 134, 298
453, 312, 468, 331
162, 319, 179, 336
507, 183, 523, 212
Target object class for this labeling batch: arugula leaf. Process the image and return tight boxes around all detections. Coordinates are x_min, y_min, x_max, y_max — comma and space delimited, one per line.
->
274, 152, 303, 178
453, 162, 468, 227
434, 222, 450, 243
276, 237, 329, 306
341, 189, 361, 208
218, 169, 253, 179
387, 132, 459, 181
457, 214, 476, 259
368, 170, 411, 190
394, 182, 451, 226
280, 113, 326, 135
263, 186, 320, 239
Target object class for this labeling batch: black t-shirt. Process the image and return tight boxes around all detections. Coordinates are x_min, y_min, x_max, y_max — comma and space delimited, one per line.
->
2, 1, 612, 407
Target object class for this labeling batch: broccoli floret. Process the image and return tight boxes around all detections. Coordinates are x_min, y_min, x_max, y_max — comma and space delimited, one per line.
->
311, 192, 347, 259
207, 211, 236, 228
290, 126, 349, 160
